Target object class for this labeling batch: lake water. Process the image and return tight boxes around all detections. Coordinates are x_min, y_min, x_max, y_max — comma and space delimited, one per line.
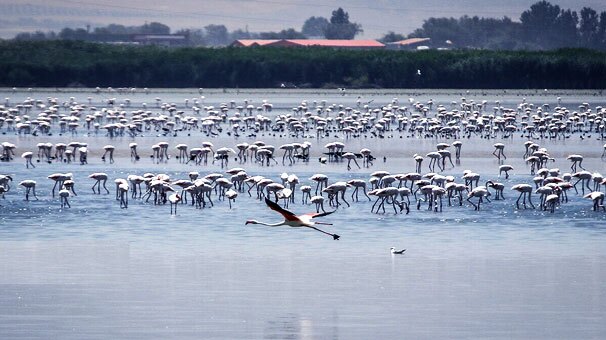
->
1, 88, 605, 339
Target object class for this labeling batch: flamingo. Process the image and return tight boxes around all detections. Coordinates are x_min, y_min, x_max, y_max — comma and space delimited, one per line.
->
426, 151, 442, 172
63, 179, 77, 196
567, 154, 585, 172
493, 143, 506, 160
323, 181, 350, 207
413, 154, 423, 173
572, 171, 593, 194
499, 165, 513, 179
310, 174, 329, 195
360, 148, 374, 167
102, 145, 115, 163
21, 152, 35, 168
78, 147, 88, 165
452, 141, 462, 160
48, 173, 72, 197
485, 180, 505, 200
114, 181, 128, 208
225, 189, 238, 209
310, 195, 326, 213
584, 192, 605, 211
89, 173, 110, 194
512, 184, 535, 209
168, 193, 181, 215
342, 152, 360, 170
347, 179, 371, 201
175, 144, 188, 162
370, 187, 403, 214
467, 186, 491, 210
300, 185, 312, 204
19, 180, 38, 201
544, 193, 560, 213
130, 142, 140, 161
59, 189, 71, 208
245, 198, 339, 240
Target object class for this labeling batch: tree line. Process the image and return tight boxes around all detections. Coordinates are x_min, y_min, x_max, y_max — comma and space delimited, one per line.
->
1, 40, 604, 89
384, 1, 606, 50
10, 2, 606, 50
12, 8, 362, 47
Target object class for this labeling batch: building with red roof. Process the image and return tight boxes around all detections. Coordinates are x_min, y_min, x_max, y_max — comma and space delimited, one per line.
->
231, 39, 385, 49
385, 38, 432, 50
230, 39, 280, 47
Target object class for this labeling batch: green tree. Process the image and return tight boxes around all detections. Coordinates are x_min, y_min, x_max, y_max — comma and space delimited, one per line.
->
379, 31, 405, 43
58, 28, 90, 41
302, 16, 329, 37
140, 22, 170, 34
520, 1, 561, 48
324, 8, 363, 39
555, 9, 579, 48
579, 7, 599, 47
598, 12, 606, 49
95, 24, 128, 35
230, 29, 253, 41
14, 31, 49, 41
204, 25, 229, 46
259, 28, 306, 39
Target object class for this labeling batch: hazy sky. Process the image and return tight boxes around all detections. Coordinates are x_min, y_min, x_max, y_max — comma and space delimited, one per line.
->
1, 0, 606, 39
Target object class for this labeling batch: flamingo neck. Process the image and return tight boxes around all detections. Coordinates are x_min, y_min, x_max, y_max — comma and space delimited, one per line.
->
250, 220, 285, 227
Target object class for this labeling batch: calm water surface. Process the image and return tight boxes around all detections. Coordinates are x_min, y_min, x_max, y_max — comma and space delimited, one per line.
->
1, 88, 605, 339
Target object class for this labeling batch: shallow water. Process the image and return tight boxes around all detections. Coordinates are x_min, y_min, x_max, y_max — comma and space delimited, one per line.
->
1, 88, 606, 339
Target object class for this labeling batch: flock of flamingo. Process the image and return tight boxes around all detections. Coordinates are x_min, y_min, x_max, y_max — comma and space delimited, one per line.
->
1, 89, 606, 239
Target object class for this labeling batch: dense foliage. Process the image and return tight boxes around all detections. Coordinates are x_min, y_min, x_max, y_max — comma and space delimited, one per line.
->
408, 1, 606, 50
0, 40, 604, 89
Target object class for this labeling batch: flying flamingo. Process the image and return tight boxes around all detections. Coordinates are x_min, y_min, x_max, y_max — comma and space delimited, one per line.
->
245, 198, 339, 240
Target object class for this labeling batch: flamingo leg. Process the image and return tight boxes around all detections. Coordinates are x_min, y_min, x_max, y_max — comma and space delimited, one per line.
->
308, 226, 339, 240
340, 191, 350, 207
467, 197, 478, 210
